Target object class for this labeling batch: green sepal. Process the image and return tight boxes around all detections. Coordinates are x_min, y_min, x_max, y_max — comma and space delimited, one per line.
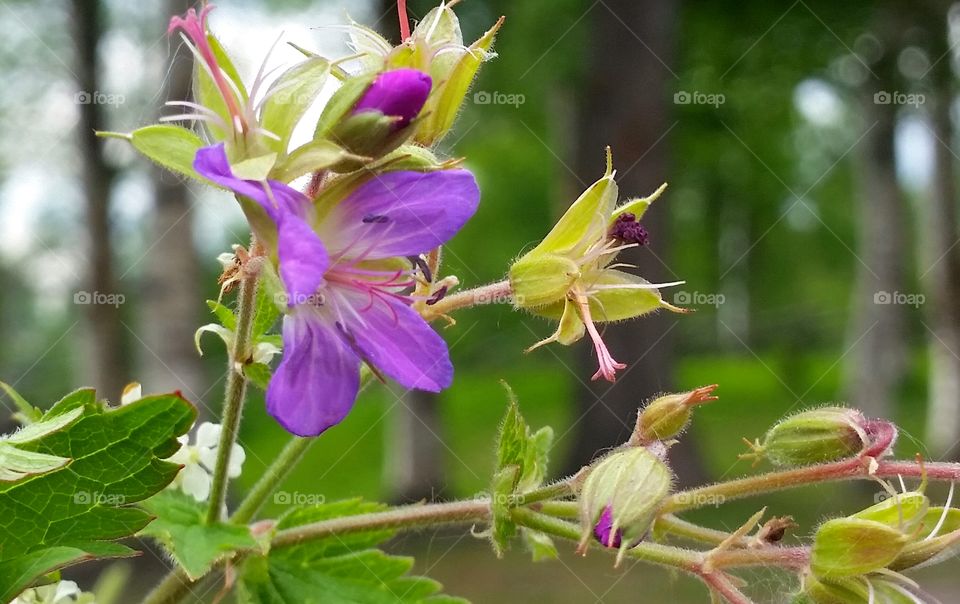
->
260, 57, 331, 155
810, 517, 907, 579
314, 74, 377, 139
508, 253, 579, 309
610, 183, 668, 225
415, 17, 503, 146
271, 139, 355, 183
128, 125, 204, 181
854, 491, 929, 536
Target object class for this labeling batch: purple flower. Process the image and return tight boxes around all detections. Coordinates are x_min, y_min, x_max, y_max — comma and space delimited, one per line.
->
593, 505, 623, 548
194, 144, 480, 436
353, 69, 432, 129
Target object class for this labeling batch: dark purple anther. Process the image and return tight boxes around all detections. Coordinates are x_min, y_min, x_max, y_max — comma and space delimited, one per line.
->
593, 505, 622, 548
362, 214, 390, 224
410, 255, 433, 282
608, 212, 650, 246
426, 285, 448, 306
353, 68, 432, 129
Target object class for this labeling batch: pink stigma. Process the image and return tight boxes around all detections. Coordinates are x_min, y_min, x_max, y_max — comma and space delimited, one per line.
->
573, 290, 625, 382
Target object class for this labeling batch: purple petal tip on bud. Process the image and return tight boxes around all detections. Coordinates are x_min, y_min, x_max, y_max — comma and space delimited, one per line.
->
863, 418, 898, 458
353, 68, 433, 129
608, 212, 649, 246
593, 505, 623, 549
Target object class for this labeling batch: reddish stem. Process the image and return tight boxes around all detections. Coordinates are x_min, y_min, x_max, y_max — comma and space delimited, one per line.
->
398, 0, 411, 40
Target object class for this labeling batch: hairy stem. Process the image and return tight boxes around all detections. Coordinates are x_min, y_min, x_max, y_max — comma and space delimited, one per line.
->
206, 250, 260, 525
230, 436, 315, 524
271, 499, 491, 548
141, 569, 196, 604
420, 279, 514, 321
664, 457, 960, 514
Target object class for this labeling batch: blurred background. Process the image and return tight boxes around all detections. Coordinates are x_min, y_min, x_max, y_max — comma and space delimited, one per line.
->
2, 0, 959, 601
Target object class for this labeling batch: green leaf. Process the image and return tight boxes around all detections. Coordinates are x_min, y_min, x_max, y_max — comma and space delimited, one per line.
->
207, 299, 237, 331
140, 490, 258, 580
238, 499, 466, 603
488, 388, 553, 556
0, 381, 41, 423
0, 392, 195, 600
244, 363, 273, 391
130, 125, 204, 181
253, 282, 281, 340
260, 57, 331, 154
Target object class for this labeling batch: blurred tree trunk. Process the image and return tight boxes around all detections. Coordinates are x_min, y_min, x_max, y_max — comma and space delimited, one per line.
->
140, 0, 204, 403
845, 5, 910, 422
562, 0, 707, 485
71, 0, 128, 399
920, 2, 960, 458
377, 0, 447, 502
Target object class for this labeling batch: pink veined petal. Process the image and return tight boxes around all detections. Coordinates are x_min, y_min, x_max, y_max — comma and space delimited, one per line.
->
277, 212, 329, 306
318, 169, 480, 259
194, 144, 310, 220
337, 287, 453, 392
266, 310, 361, 437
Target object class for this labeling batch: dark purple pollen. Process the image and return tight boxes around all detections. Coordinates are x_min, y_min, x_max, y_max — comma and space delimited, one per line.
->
362, 214, 390, 224
593, 505, 622, 548
426, 285, 448, 306
353, 68, 432, 129
608, 212, 649, 246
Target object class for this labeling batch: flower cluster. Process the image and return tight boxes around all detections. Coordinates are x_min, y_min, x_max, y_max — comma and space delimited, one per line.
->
168, 421, 245, 502
120, 2, 682, 440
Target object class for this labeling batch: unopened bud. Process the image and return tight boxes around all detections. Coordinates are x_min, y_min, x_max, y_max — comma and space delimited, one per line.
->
810, 517, 907, 579
634, 384, 718, 444
577, 446, 672, 566
317, 69, 431, 163
741, 407, 869, 468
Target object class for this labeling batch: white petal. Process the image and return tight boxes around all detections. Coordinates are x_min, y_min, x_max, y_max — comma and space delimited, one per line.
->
180, 463, 211, 502
198, 445, 218, 472
52, 581, 80, 602
168, 442, 190, 465
227, 443, 246, 478
252, 341, 281, 364
195, 422, 222, 448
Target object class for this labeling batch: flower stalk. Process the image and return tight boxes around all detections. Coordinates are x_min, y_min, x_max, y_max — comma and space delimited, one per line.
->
205, 242, 261, 525
419, 279, 514, 321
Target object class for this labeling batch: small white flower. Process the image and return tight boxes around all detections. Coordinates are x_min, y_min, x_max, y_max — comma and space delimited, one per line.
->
169, 422, 245, 502
12, 580, 94, 604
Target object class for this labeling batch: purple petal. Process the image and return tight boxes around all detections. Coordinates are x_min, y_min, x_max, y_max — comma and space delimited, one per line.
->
319, 170, 480, 259
593, 505, 622, 548
194, 144, 310, 220
277, 213, 328, 306
266, 311, 361, 436
353, 69, 432, 128
338, 288, 452, 392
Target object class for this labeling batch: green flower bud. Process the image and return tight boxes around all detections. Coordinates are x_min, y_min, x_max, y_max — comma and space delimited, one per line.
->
810, 517, 908, 579
742, 407, 868, 468
890, 505, 960, 571
800, 573, 936, 604
634, 384, 719, 444
577, 446, 672, 566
